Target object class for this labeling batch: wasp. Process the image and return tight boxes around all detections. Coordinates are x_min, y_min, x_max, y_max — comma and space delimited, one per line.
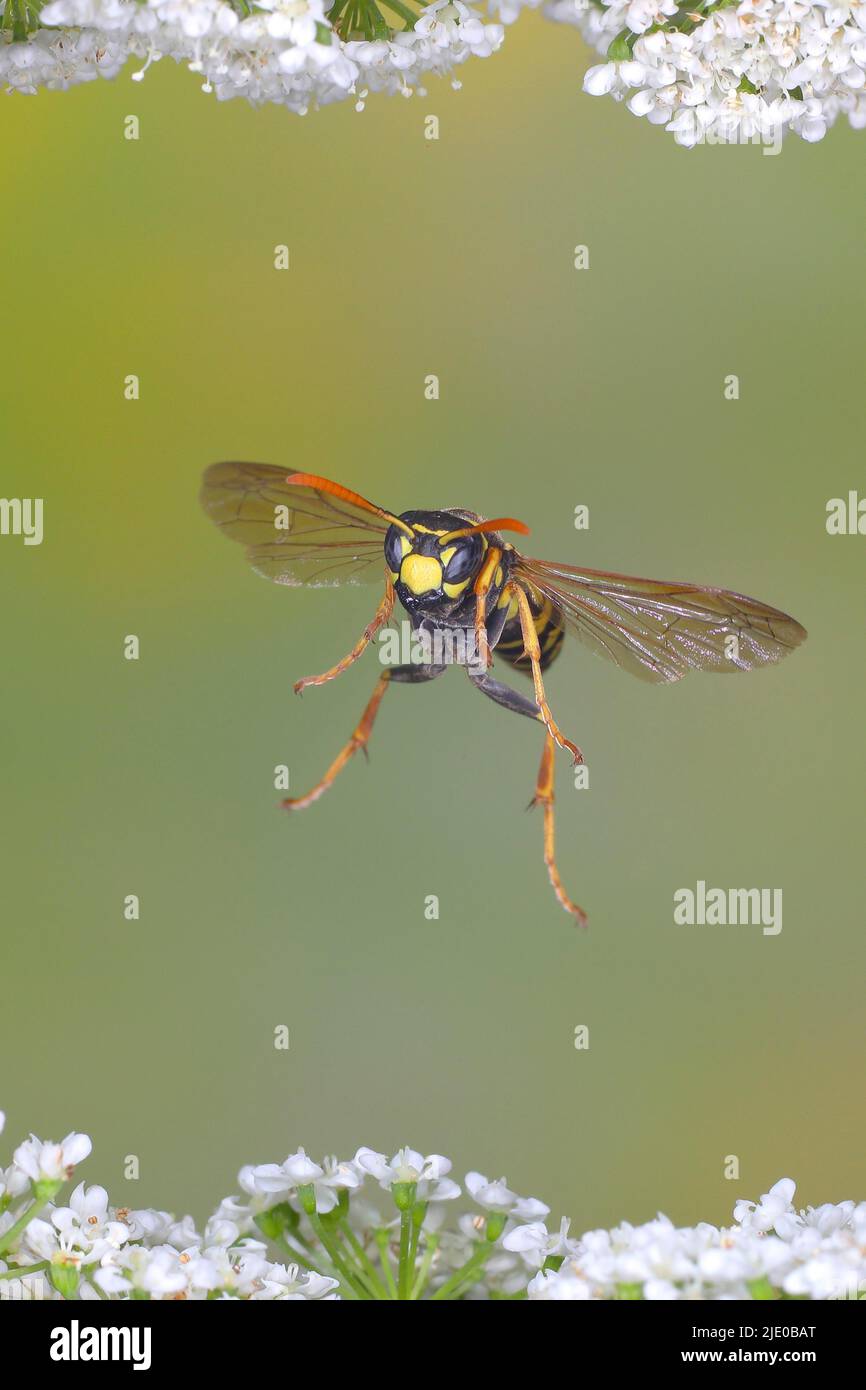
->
200, 462, 807, 924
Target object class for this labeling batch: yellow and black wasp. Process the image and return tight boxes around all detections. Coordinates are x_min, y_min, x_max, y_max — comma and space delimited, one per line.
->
200, 462, 807, 924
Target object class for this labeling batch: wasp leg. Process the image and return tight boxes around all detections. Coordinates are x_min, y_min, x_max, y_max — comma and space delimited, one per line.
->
467, 669, 543, 721
283, 663, 446, 811
467, 669, 586, 924
293, 576, 395, 695
507, 582, 583, 764
531, 733, 588, 926
471, 546, 503, 670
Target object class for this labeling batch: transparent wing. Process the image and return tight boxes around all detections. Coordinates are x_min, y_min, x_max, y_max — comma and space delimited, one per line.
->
514, 555, 807, 683
200, 461, 388, 587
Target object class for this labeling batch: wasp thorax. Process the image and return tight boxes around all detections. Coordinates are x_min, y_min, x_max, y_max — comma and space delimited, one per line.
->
385, 512, 485, 607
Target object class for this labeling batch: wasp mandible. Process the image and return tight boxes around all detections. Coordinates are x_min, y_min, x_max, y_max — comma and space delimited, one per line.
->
201, 462, 807, 924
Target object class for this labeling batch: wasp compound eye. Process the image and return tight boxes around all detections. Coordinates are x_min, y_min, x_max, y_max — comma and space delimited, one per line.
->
384, 525, 411, 579
440, 535, 482, 584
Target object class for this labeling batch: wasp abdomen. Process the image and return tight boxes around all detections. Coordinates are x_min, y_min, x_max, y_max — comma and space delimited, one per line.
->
495, 588, 565, 673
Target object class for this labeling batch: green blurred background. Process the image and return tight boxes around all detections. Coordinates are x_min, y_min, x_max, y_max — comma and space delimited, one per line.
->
2, 14, 864, 1234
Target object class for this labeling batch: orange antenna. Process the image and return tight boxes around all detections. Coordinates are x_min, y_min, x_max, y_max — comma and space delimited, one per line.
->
286, 471, 414, 537
440, 517, 530, 543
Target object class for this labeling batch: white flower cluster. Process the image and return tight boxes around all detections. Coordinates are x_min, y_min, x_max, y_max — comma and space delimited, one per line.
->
570, 1, 866, 146
1, 1113, 865, 1300
3, 0, 864, 139
0, 0, 504, 111
529, 1178, 866, 1299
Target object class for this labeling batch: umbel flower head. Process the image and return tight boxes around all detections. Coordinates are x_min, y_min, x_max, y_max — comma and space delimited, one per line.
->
1, 1114, 866, 1299
1, 0, 864, 142
561, 0, 866, 146
0, 0, 504, 111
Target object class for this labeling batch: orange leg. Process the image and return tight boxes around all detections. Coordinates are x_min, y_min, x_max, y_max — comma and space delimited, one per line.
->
293, 577, 395, 695
282, 672, 391, 812
471, 547, 502, 670
532, 733, 587, 926
509, 582, 583, 764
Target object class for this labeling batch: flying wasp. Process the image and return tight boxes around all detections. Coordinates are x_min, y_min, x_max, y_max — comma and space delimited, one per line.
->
200, 462, 807, 924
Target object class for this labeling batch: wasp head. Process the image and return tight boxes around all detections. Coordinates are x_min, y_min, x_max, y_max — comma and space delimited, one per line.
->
384, 510, 486, 614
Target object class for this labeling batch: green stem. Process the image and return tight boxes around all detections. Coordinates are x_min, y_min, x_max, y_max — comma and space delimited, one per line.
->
397, 1207, 412, 1300
275, 1232, 328, 1277
307, 1212, 371, 1300
5, 0, 37, 38
338, 1218, 388, 1299
367, 0, 391, 39
0, 1199, 47, 1259
0, 1259, 49, 1280
406, 1202, 426, 1282
374, 1228, 398, 1299
357, 0, 374, 38
430, 1243, 491, 1300
410, 1233, 438, 1300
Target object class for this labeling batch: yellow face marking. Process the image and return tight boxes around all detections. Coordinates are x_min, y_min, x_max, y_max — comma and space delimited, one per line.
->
443, 578, 470, 599
398, 535, 412, 560
440, 545, 457, 567
401, 553, 442, 595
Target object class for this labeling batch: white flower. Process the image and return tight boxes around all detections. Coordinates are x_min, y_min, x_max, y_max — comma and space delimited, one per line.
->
415, 0, 495, 53
583, 61, 619, 95
165, 1213, 204, 1249
51, 1182, 131, 1255
503, 1215, 577, 1268
242, 1148, 360, 1213
527, 1261, 594, 1298
122, 1206, 176, 1242
734, 1177, 797, 1233
278, 1148, 326, 1187
354, 1147, 461, 1201
783, 1254, 852, 1299
465, 1170, 549, 1219
250, 1262, 340, 1300
92, 1261, 135, 1295
563, 0, 866, 145
12, 1132, 92, 1187
256, 0, 327, 43
17, 1217, 61, 1263
464, 1170, 516, 1211
0, 1161, 30, 1205
800, 1200, 856, 1235
101, 1244, 190, 1297
1, 1119, 864, 1301
2, 0, 505, 109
